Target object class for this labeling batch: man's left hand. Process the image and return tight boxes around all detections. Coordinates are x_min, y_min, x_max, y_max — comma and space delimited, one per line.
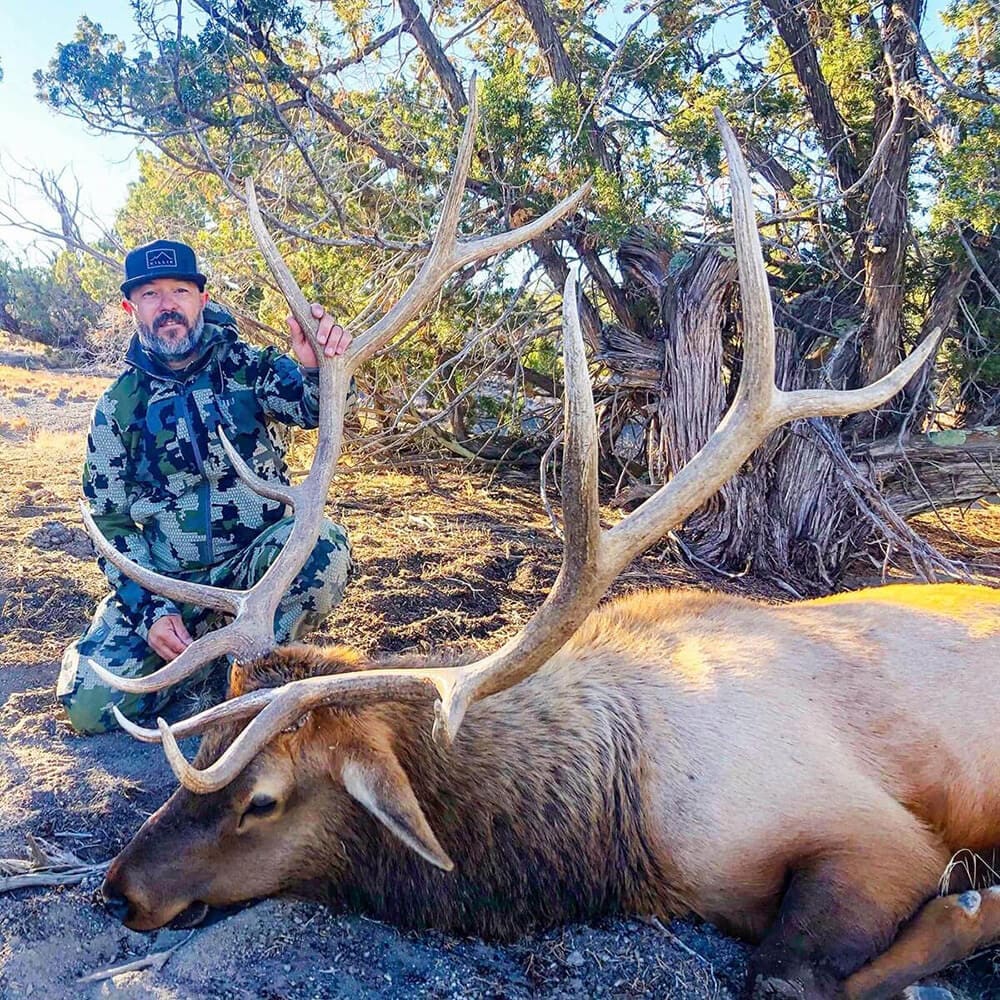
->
288, 302, 351, 367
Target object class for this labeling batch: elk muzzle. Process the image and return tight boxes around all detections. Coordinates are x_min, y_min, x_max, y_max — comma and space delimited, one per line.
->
101, 883, 131, 924
101, 857, 201, 931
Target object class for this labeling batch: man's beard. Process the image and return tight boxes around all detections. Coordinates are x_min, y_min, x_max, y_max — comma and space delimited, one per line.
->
137, 309, 207, 362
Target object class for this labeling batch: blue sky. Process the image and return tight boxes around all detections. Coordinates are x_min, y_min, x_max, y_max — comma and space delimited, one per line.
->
0, 0, 139, 263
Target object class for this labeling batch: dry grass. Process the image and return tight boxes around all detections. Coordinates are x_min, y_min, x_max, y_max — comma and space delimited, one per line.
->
0, 363, 109, 403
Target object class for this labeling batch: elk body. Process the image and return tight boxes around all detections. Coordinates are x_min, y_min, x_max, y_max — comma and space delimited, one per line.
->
104, 584, 1000, 999
83, 91, 1000, 998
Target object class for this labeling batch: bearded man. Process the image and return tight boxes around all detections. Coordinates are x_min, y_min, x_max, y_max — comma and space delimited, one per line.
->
58, 239, 355, 734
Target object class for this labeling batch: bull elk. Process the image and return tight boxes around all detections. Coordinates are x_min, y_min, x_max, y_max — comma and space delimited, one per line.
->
81, 88, 1000, 999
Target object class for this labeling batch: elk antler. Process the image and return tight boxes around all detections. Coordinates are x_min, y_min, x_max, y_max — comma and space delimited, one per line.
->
81, 79, 592, 699
107, 108, 942, 794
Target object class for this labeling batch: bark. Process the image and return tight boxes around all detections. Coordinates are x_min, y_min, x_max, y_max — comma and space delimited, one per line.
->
652, 251, 737, 482
398, 0, 468, 117
865, 427, 1000, 517
857, 0, 924, 390
734, 128, 798, 197
529, 235, 601, 350
574, 241, 636, 333
516, 0, 581, 89
514, 0, 617, 175
599, 232, 986, 589
760, 0, 862, 229
963, 392, 1000, 429
903, 260, 976, 421
610, 248, 783, 571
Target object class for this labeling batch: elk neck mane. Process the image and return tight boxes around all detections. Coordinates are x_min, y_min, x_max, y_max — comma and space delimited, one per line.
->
196, 638, 691, 939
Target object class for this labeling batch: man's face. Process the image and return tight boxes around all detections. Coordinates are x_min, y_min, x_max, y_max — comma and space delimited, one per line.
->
124, 278, 210, 365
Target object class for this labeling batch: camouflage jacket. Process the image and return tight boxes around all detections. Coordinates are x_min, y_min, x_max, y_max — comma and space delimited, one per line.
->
84, 303, 348, 640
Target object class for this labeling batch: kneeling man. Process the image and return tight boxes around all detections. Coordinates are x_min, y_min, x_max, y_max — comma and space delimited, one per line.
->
58, 239, 354, 733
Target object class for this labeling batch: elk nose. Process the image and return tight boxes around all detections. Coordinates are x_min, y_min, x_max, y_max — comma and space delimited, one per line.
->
102, 884, 131, 923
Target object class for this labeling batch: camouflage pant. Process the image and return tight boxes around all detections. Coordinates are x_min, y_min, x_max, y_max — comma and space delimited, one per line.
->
57, 517, 352, 734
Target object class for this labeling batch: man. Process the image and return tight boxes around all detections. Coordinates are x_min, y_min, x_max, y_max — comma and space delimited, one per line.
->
58, 239, 354, 734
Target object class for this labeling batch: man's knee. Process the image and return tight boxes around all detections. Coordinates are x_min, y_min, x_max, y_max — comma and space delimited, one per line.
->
57, 646, 114, 734
309, 521, 354, 588
59, 686, 117, 735
57, 628, 155, 735
273, 522, 352, 643
307, 525, 353, 614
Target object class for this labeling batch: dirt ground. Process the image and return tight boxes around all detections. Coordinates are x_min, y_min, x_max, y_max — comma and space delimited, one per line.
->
1, 354, 999, 1000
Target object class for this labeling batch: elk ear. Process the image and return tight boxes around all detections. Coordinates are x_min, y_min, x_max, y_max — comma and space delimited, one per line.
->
341, 752, 454, 871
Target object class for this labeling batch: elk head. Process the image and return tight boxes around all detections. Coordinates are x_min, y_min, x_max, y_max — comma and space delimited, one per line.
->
104, 649, 454, 931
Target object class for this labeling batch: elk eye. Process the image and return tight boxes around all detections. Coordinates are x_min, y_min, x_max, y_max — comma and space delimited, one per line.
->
242, 794, 278, 822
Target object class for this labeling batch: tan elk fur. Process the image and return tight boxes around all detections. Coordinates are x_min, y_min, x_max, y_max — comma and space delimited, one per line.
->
107, 580, 1000, 984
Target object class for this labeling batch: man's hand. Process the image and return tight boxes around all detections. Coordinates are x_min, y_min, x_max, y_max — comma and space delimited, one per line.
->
148, 614, 193, 662
288, 302, 351, 367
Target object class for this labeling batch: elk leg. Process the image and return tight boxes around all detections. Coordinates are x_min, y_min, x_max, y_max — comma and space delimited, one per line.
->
842, 886, 1000, 1000
747, 844, 945, 1000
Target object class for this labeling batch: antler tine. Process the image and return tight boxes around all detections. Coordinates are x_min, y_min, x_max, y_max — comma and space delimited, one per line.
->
77, 179, 351, 699
239, 74, 589, 625
87, 620, 262, 694
111, 107, 943, 793
709, 106, 946, 424
776, 326, 943, 421
603, 108, 939, 567
240, 182, 354, 643
111, 689, 277, 743
713, 108, 777, 409
80, 502, 243, 615
157, 667, 459, 792
346, 80, 477, 370
433, 270, 604, 740
80, 500, 287, 695
350, 79, 593, 370
216, 427, 296, 506
245, 177, 321, 353
87, 77, 590, 713
138, 270, 602, 776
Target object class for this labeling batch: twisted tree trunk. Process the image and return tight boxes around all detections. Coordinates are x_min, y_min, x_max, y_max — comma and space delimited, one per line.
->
601, 232, 996, 591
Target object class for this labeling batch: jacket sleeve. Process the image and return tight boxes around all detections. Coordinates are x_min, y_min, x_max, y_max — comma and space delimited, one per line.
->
83, 396, 180, 642
254, 349, 358, 429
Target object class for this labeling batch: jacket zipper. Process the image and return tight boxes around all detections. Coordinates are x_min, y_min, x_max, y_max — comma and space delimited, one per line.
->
179, 387, 214, 566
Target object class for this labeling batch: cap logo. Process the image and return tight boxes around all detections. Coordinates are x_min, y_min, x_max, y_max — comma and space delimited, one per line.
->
146, 248, 177, 268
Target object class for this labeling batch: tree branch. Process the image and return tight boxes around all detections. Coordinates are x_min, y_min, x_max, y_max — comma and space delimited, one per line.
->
760, 0, 862, 205
896, 5, 998, 105
398, 0, 468, 117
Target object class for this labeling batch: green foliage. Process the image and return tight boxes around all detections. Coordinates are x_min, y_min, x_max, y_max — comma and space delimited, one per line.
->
926, 0, 1000, 234
932, 120, 1000, 234
0, 252, 102, 347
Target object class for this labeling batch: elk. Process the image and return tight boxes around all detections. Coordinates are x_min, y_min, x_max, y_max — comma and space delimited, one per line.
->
82, 88, 1000, 1000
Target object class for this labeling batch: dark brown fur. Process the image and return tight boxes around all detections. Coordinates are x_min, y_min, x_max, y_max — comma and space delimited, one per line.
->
176, 644, 689, 938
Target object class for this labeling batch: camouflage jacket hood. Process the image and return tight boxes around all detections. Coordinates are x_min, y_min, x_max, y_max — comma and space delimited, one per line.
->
83, 303, 327, 639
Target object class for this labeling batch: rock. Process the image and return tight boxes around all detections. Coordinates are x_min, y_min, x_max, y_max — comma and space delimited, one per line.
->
26, 521, 95, 559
